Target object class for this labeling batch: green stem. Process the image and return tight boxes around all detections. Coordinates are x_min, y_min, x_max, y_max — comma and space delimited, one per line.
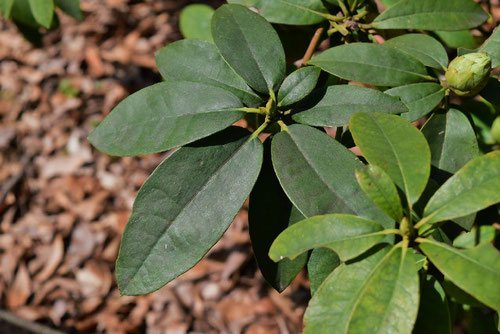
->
277, 120, 289, 132
414, 217, 431, 230
358, 23, 372, 29
383, 229, 402, 235
238, 107, 267, 115
248, 119, 270, 141
338, 0, 350, 16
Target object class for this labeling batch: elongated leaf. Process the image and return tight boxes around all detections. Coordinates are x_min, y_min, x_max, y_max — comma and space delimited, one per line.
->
212, 4, 286, 93
310, 43, 430, 87
422, 108, 480, 174
249, 138, 307, 292
413, 277, 452, 334
419, 239, 500, 311
307, 248, 340, 296
385, 83, 445, 121
55, 0, 82, 20
155, 40, 261, 107
179, 4, 214, 42
28, 0, 53, 28
116, 127, 263, 295
278, 66, 320, 107
356, 165, 403, 221
269, 214, 385, 262
422, 151, 500, 226
479, 27, 500, 68
373, 0, 488, 31
385, 34, 448, 70
304, 246, 420, 334
293, 85, 407, 127
0, 0, 14, 17
12, 0, 40, 28
271, 124, 392, 226
350, 113, 431, 205
435, 30, 478, 49
229, 0, 328, 25
88, 82, 244, 156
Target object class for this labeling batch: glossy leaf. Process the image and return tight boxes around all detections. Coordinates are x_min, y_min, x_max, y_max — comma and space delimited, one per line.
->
479, 27, 500, 68
179, 4, 214, 42
307, 248, 340, 296
269, 214, 385, 262
55, 0, 82, 20
271, 124, 392, 226
116, 127, 263, 295
304, 246, 420, 334
422, 108, 480, 174
385, 83, 445, 121
293, 85, 407, 127
88, 82, 244, 156
350, 113, 431, 205
419, 239, 500, 311
212, 4, 286, 93
422, 151, 500, 226
413, 277, 452, 334
28, 0, 54, 28
385, 34, 448, 70
453, 225, 497, 249
310, 43, 430, 87
249, 138, 307, 292
229, 0, 329, 25
435, 30, 478, 49
355, 165, 403, 221
155, 40, 261, 107
278, 66, 320, 107
373, 0, 488, 31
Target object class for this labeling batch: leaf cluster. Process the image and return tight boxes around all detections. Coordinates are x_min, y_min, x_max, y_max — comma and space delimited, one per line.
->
88, 1, 500, 333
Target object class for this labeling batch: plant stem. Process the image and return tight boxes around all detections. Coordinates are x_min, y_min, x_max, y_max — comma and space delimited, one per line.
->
238, 107, 267, 115
338, 0, 350, 16
383, 229, 402, 235
301, 27, 324, 66
248, 119, 270, 141
277, 120, 289, 132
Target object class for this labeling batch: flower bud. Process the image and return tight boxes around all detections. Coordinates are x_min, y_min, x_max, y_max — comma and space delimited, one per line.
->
445, 52, 492, 97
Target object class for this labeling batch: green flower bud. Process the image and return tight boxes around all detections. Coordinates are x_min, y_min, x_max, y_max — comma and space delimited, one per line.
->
445, 52, 492, 97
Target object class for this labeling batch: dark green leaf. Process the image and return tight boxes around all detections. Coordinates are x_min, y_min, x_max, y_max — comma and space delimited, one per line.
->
88, 82, 245, 156
419, 239, 500, 311
212, 4, 286, 93
422, 151, 500, 226
55, 0, 82, 20
271, 124, 392, 226
479, 27, 500, 68
269, 214, 385, 262
249, 138, 307, 292
11, 0, 39, 28
385, 34, 448, 70
307, 248, 340, 296
179, 4, 214, 42
116, 127, 263, 295
413, 277, 452, 334
422, 108, 479, 175
293, 85, 407, 127
355, 165, 403, 221
277, 66, 320, 107
304, 246, 419, 334
435, 30, 478, 49
385, 83, 445, 121
310, 43, 430, 87
28, 0, 54, 28
373, 0, 488, 31
155, 40, 261, 107
229, 0, 329, 25
350, 112, 431, 205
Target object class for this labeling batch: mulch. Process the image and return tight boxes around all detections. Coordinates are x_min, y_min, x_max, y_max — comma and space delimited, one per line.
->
0, 1, 309, 333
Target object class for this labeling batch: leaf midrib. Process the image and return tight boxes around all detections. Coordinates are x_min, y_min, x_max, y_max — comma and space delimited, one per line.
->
121, 138, 252, 290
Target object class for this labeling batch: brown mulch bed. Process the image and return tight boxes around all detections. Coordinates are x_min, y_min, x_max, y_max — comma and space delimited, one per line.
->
0, 1, 309, 333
